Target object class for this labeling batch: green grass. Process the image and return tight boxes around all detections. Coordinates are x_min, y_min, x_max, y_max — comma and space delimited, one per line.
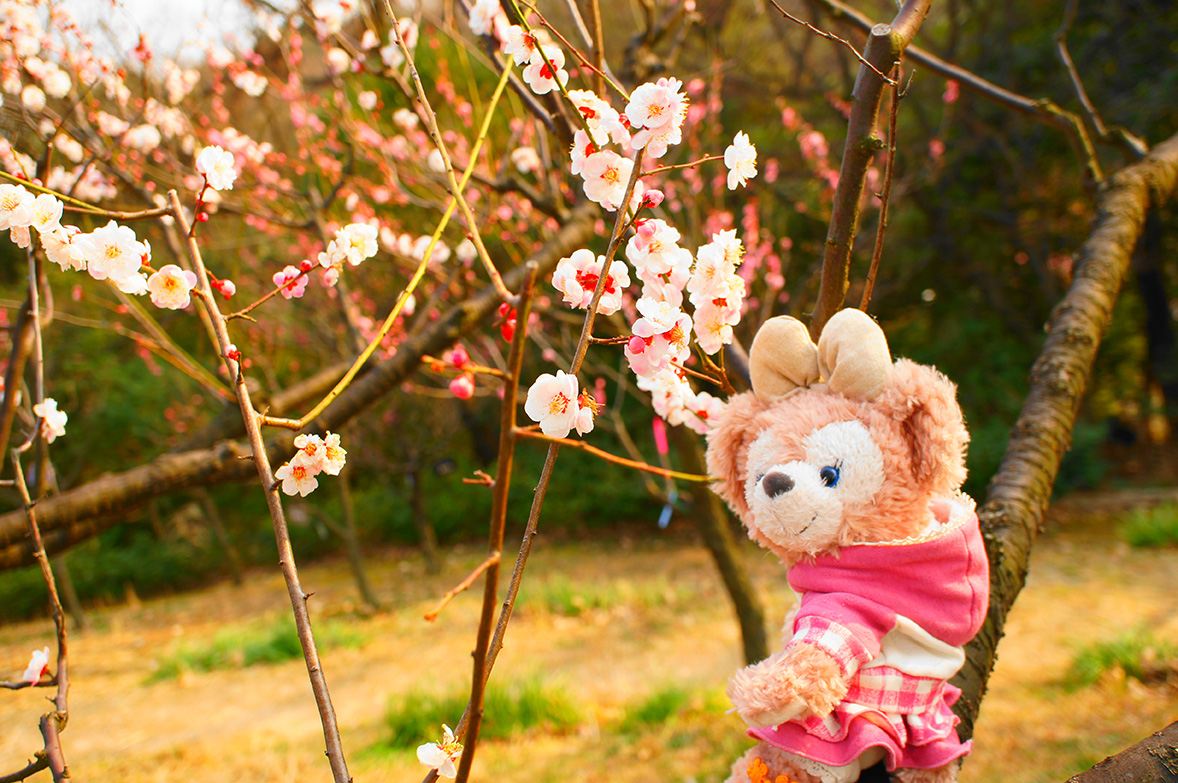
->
150, 617, 367, 681
616, 684, 693, 732
1119, 503, 1178, 548
1064, 628, 1178, 689
383, 676, 583, 747
516, 574, 683, 617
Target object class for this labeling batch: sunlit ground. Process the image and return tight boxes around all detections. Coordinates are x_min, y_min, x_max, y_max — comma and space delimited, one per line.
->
2, 507, 1176, 783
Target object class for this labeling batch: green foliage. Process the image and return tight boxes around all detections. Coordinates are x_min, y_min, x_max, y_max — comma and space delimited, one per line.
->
0, 530, 220, 624
616, 684, 692, 732
1064, 628, 1178, 689
150, 616, 367, 681
383, 677, 583, 747
517, 573, 679, 617
1119, 504, 1178, 549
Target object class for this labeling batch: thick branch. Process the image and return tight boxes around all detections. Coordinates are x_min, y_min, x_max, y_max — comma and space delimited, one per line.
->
809, 0, 932, 337
0, 202, 598, 570
954, 133, 1178, 740
1064, 722, 1178, 783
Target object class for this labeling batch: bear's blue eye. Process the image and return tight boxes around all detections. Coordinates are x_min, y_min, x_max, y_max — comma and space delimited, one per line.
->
820, 465, 840, 487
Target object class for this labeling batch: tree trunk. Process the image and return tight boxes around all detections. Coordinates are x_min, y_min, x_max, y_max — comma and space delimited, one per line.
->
337, 468, 380, 610
954, 133, 1178, 741
408, 464, 440, 574
670, 426, 769, 666
196, 489, 243, 586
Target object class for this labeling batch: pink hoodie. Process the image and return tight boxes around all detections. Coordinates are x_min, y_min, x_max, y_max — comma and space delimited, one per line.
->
751, 497, 989, 771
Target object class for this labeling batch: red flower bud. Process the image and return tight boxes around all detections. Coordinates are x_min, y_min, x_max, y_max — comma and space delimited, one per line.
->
196, 211, 209, 222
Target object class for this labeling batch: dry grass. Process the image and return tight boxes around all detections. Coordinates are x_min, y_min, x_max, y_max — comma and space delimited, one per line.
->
2, 517, 1177, 783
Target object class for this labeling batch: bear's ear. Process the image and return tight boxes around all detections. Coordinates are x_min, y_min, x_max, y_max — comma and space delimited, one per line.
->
874, 358, 969, 494
705, 390, 769, 521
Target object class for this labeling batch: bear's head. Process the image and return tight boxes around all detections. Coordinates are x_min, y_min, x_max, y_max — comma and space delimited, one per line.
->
706, 309, 969, 563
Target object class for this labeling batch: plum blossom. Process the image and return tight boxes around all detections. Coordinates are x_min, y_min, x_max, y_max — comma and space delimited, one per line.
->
195, 145, 237, 191
501, 25, 539, 66
524, 370, 584, 438
21, 85, 46, 112
522, 45, 568, 96
551, 248, 630, 315
326, 47, 352, 75
417, 725, 462, 779
41, 226, 88, 271
335, 223, 379, 266
0, 184, 34, 230
273, 265, 308, 299
78, 220, 146, 282
21, 647, 50, 685
511, 146, 541, 174
625, 299, 693, 378
580, 151, 634, 212
275, 461, 318, 497
357, 90, 378, 111
32, 398, 67, 443
626, 77, 688, 158
380, 19, 419, 68
320, 432, 347, 475
567, 89, 628, 146
569, 130, 596, 177
29, 193, 63, 234
449, 373, 475, 399
468, 0, 508, 38
232, 70, 268, 97
724, 131, 757, 190
147, 264, 198, 309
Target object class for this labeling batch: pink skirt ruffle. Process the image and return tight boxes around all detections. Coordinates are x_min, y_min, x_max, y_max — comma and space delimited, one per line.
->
749, 684, 970, 771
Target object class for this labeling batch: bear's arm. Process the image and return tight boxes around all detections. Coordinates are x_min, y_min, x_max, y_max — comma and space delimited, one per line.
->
787, 591, 897, 679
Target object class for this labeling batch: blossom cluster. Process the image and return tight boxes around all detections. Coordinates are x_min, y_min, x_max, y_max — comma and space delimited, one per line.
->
0, 183, 154, 294
32, 397, 68, 443
274, 432, 348, 497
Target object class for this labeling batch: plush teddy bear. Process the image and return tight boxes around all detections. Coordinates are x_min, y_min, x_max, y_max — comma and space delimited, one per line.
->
706, 309, 989, 783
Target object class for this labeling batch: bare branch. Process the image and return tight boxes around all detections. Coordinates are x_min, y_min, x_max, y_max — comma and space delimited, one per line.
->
1053, 0, 1148, 160
809, 0, 933, 336
801, 0, 1112, 181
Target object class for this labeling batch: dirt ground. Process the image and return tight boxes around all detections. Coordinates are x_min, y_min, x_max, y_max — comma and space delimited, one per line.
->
2, 506, 1177, 783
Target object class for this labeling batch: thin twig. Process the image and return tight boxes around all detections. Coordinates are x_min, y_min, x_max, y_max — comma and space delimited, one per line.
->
423, 551, 501, 622
765, 0, 897, 86
861, 65, 907, 312
514, 427, 714, 481
261, 64, 516, 432
452, 263, 538, 783
385, 0, 512, 303
167, 190, 351, 783
0, 755, 49, 783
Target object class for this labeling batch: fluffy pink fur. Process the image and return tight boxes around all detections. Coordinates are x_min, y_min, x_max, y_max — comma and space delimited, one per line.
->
727, 643, 848, 727
706, 359, 969, 558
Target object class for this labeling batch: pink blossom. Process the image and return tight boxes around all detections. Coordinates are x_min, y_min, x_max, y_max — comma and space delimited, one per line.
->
449, 373, 475, 399
524, 370, 581, 438
580, 150, 633, 211
32, 398, 67, 443
724, 131, 757, 190
273, 265, 308, 299
147, 264, 199, 310
551, 248, 630, 315
522, 45, 568, 96
21, 647, 50, 685
275, 461, 318, 497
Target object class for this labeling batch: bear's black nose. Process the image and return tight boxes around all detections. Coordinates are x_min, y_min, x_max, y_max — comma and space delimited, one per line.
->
762, 472, 794, 498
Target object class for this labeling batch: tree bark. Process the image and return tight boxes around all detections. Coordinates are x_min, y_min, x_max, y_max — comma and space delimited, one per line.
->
1065, 722, 1178, 783
0, 202, 597, 571
670, 426, 769, 666
809, 0, 933, 337
954, 133, 1178, 741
